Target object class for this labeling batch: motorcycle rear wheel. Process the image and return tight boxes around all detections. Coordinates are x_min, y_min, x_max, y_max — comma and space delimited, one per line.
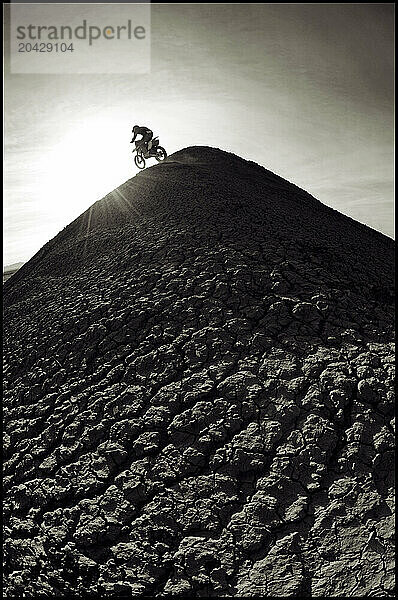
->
155, 147, 167, 162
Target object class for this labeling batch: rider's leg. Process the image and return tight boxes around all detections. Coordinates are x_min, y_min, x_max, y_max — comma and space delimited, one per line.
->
143, 132, 153, 154
136, 140, 145, 154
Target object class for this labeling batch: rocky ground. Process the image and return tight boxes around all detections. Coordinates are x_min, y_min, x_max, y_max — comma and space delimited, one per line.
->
3, 147, 395, 597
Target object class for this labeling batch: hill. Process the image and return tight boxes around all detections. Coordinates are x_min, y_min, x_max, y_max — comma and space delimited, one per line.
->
3, 147, 395, 597
3, 261, 24, 283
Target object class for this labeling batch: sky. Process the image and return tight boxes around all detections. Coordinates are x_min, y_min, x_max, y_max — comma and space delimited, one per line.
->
4, 3, 395, 266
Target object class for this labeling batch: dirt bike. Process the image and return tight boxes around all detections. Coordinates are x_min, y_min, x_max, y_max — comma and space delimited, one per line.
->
133, 137, 167, 169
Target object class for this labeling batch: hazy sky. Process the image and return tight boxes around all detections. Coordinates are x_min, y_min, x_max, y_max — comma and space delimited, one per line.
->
4, 3, 394, 265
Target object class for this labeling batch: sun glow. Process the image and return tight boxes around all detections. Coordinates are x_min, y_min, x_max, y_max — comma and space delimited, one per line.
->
42, 115, 134, 224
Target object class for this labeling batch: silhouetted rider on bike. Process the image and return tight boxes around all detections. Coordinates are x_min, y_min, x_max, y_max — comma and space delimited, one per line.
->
131, 125, 153, 155
131, 127, 167, 169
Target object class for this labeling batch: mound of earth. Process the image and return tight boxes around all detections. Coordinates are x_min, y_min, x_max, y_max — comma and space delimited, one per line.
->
3, 147, 395, 597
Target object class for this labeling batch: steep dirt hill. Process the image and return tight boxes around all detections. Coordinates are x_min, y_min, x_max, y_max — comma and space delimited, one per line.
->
3, 147, 395, 597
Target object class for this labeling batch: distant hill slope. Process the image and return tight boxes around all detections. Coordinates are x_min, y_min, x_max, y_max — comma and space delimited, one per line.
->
3, 261, 24, 283
3, 147, 395, 597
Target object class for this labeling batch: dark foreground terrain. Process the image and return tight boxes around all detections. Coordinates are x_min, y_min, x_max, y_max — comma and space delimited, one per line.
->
3, 147, 395, 597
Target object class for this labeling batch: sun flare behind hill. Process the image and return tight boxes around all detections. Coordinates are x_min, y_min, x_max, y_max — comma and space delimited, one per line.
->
42, 116, 134, 225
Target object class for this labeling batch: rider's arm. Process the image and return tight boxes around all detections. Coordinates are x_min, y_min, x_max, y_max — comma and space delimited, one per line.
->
131, 130, 137, 143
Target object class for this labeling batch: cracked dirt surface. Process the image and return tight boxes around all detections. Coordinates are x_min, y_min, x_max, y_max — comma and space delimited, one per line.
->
3, 147, 395, 597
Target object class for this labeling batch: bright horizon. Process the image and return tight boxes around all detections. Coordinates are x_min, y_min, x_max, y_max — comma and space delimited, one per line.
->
4, 3, 394, 266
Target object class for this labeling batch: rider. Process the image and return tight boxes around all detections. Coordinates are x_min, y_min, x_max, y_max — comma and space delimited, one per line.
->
131, 125, 153, 155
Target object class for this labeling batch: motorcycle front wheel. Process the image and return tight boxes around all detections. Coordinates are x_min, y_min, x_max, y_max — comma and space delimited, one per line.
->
134, 154, 145, 169
155, 147, 167, 162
